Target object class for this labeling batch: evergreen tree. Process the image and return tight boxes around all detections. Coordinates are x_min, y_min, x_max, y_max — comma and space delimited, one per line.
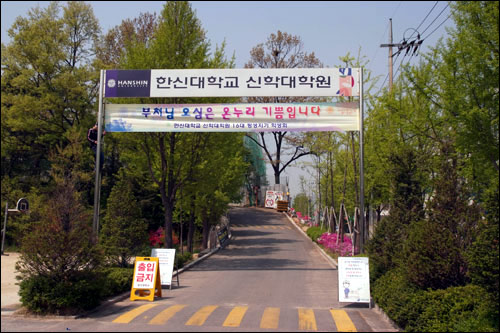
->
366, 148, 425, 280
100, 171, 148, 267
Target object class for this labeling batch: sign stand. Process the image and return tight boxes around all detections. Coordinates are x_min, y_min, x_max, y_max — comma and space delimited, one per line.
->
337, 257, 371, 307
151, 248, 179, 289
130, 257, 162, 301
171, 262, 180, 290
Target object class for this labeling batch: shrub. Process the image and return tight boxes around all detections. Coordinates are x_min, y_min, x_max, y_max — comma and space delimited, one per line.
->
406, 285, 497, 332
18, 272, 104, 315
149, 227, 179, 247
371, 268, 421, 329
306, 226, 327, 242
403, 219, 465, 290
176, 251, 192, 268
372, 269, 498, 332
317, 232, 354, 257
99, 267, 134, 298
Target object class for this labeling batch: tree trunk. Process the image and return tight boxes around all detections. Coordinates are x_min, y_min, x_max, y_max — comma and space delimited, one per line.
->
329, 150, 335, 210
163, 133, 176, 248
163, 194, 174, 248
274, 171, 280, 185
187, 194, 196, 253
201, 209, 209, 250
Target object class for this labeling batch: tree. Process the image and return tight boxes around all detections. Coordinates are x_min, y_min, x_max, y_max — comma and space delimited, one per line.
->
100, 171, 148, 267
403, 147, 481, 290
16, 175, 103, 313
366, 148, 425, 280
293, 193, 310, 217
420, 1, 498, 197
1, 1, 100, 197
194, 133, 247, 249
116, 2, 236, 248
96, 12, 159, 68
465, 182, 499, 302
244, 30, 321, 184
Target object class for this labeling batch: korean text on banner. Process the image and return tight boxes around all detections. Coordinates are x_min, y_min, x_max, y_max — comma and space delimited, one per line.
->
104, 68, 360, 98
105, 103, 359, 133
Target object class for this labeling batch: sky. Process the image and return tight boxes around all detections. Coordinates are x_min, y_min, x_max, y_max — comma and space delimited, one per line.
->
1, 1, 454, 199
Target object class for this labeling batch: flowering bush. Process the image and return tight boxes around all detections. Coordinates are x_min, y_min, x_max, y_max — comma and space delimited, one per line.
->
149, 227, 179, 247
317, 232, 355, 256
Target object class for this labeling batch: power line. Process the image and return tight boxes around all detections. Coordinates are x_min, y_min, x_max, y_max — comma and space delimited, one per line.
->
411, 1, 439, 38
376, 2, 448, 96
420, 3, 449, 36
422, 13, 452, 40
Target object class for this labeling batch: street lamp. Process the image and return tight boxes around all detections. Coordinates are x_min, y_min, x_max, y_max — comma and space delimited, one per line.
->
2, 198, 29, 255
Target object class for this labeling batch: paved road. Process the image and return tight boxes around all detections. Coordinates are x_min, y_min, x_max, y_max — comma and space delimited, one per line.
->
1, 207, 398, 332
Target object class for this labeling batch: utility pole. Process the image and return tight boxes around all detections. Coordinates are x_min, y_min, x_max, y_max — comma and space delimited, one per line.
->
380, 18, 394, 91
380, 19, 424, 92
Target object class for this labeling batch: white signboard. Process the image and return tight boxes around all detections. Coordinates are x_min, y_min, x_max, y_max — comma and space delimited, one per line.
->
265, 191, 283, 209
338, 257, 370, 303
151, 248, 176, 286
132, 259, 158, 289
105, 68, 360, 98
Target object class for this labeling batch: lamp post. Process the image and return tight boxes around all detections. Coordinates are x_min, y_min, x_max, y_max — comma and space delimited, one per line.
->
2, 198, 29, 255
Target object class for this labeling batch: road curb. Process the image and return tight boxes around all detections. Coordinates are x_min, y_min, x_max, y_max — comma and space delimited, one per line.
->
283, 212, 338, 269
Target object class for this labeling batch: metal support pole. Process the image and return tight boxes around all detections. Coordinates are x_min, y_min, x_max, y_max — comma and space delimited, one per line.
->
1, 203, 8, 255
92, 70, 105, 242
388, 18, 393, 91
359, 68, 365, 253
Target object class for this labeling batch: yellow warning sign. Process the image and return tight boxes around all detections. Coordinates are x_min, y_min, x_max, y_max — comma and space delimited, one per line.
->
130, 257, 162, 301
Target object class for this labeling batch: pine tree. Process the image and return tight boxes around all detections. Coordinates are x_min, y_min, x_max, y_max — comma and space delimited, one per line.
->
100, 172, 148, 267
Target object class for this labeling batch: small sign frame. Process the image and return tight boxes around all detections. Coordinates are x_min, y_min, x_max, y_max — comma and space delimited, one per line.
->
151, 248, 179, 289
130, 257, 162, 301
338, 257, 371, 306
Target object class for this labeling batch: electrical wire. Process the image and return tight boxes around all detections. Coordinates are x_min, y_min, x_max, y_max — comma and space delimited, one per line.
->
409, 1, 439, 39
420, 3, 449, 36
422, 13, 452, 40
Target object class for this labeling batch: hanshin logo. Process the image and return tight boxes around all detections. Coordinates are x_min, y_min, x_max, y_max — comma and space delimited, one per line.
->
117, 80, 149, 88
107, 79, 116, 88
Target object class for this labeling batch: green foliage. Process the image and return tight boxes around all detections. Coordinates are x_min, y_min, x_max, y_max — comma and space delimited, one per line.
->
306, 226, 327, 242
366, 148, 425, 280
404, 219, 464, 290
176, 251, 193, 269
465, 182, 499, 302
100, 171, 149, 267
438, 1, 499, 194
1, 2, 100, 192
371, 268, 421, 329
293, 193, 310, 216
405, 285, 497, 332
18, 272, 104, 315
99, 267, 134, 298
16, 179, 101, 283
